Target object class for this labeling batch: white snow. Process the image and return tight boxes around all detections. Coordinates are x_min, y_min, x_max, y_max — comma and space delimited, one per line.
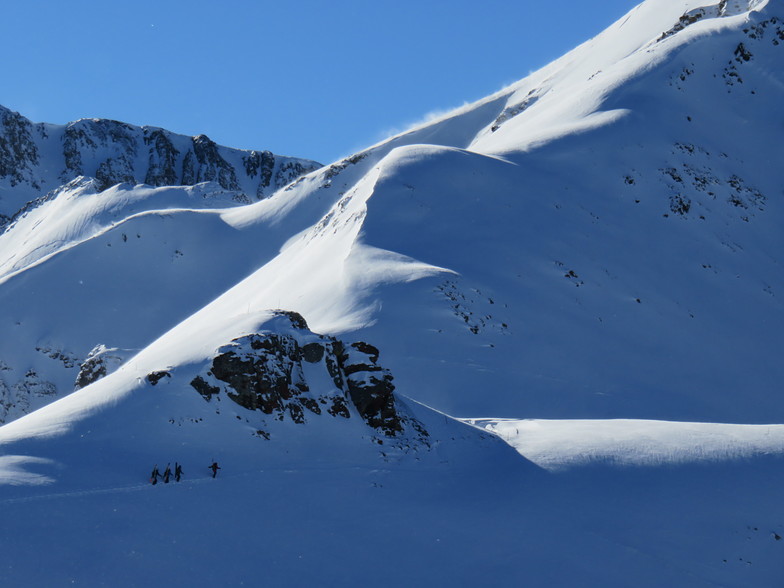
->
467, 418, 784, 470
1, 0, 784, 584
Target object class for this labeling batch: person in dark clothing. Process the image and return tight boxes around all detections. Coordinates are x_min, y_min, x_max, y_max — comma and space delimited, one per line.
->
209, 461, 220, 478
150, 465, 161, 485
163, 463, 172, 484
174, 462, 183, 482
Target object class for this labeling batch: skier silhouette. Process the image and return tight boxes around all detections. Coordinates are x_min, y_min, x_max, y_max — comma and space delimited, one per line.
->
209, 461, 220, 478
150, 465, 161, 485
174, 462, 183, 482
163, 463, 172, 484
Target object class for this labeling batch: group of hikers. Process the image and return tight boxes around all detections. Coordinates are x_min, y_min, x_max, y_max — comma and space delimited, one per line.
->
150, 461, 220, 485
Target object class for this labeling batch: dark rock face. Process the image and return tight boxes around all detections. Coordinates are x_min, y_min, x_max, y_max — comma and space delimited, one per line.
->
302, 342, 324, 363
185, 134, 241, 191
0, 368, 57, 424
0, 107, 40, 189
191, 375, 220, 401
340, 342, 402, 436
75, 355, 107, 390
95, 155, 136, 190
74, 344, 128, 390
243, 150, 276, 197
190, 311, 427, 440
144, 129, 180, 186
147, 370, 171, 385
209, 332, 311, 423
491, 89, 540, 133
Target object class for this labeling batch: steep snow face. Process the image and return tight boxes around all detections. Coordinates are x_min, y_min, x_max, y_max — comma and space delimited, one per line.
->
327, 0, 784, 422
0, 106, 322, 217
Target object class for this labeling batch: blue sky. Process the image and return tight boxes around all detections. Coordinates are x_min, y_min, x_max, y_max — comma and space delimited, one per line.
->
4, 0, 639, 164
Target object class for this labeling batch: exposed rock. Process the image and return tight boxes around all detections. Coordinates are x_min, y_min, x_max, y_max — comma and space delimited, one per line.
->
491, 90, 540, 132
190, 375, 220, 401
275, 160, 318, 190
326, 395, 351, 418
62, 119, 138, 182
320, 152, 369, 188
302, 342, 325, 363
147, 370, 171, 386
243, 150, 276, 197
669, 194, 692, 215
189, 311, 427, 440
276, 309, 309, 330
210, 332, 309, 421
658, 7, 712, 42
96, 155, 136, 190
189, 134, 241, 191
36, 345, 78, 369
1, 369, 58, 424
734, 42, 753, 62
144, 129, 180, 186
74, 344, 127, 390
0, 106, 40, 189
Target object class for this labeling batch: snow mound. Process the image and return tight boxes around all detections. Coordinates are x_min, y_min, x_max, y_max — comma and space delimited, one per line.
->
467, 418, 784, 470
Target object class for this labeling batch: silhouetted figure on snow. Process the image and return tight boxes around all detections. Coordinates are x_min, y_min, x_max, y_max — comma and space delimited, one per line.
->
175, 462, 183, 482
163, 463, 172, 484
209, 461, 221, 478
150, 465, 161, 485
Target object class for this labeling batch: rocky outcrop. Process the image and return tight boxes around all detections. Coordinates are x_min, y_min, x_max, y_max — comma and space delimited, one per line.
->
189, 311, 428, 441
243, 150, 276, 198
74, 344, 129, 390
0, 368, 57, 424
183, 135, 240, 191
491, 89, 540, 133
144, 129, 180, 186
657, 1, 768, 43
0, 106, 41, 190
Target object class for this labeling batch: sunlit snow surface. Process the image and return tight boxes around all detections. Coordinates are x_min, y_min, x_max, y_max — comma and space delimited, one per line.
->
467, 418, 784, 469
2, 0, 784, 585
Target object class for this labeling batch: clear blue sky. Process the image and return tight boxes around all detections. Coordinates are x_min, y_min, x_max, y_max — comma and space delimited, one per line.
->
3, 0, 640, 164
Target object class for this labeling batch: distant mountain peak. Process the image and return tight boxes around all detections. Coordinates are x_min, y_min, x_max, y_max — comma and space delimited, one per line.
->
0, 106, 322, 216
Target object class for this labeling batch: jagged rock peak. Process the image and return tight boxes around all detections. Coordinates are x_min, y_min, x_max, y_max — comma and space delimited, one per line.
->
0, 105, 322, 210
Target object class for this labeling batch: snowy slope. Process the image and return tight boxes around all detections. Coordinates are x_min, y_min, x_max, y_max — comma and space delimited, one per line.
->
1, 0, 784, 585
466, 417, 784, 469
331, 0, 784, 422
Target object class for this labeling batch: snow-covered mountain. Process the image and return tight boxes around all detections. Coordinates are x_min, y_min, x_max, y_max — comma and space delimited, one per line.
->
2, 0, 784, 585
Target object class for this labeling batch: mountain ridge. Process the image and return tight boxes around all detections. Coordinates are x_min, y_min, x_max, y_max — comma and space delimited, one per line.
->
0, 104, 322, 220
